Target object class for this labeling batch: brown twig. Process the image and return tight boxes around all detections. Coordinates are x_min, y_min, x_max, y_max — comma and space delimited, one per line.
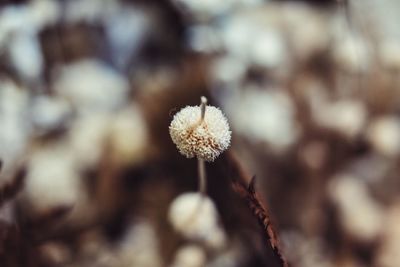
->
227, 152, 288, 267
232, 177, 288, 267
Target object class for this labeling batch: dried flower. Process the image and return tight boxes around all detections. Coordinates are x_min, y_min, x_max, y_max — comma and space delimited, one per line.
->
169, 97, 231, 162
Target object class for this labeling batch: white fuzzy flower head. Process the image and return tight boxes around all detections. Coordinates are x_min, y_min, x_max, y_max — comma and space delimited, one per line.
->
169, 97, 231, 162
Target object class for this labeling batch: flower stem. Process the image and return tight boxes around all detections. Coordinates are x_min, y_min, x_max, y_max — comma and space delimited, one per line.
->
200, 96, 207, 121
198, 157, 206, 195
198, 96, 208, 194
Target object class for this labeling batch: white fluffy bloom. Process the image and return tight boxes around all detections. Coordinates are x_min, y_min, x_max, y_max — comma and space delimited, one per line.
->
23, 144, 82, 214
170, 245, 206, 267
168, 193, 227, 249
54, 59, 129, 113
169, 104, 231, 162
119, 222, 162, 267
226, 88, 298, 152
328, 174, 383, 242
108, 106, 149, 165
366, 116, 400, 157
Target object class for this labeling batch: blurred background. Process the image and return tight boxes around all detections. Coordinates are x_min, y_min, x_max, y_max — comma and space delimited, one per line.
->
0, 0, 400, 266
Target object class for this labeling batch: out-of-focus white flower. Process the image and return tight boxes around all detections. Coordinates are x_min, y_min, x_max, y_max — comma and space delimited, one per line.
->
332, 33, 370, 73
187, 25, 222, 53
328, 174, 383, 242
0, 80, 30, 186
379, 40, 400, 70
170, 245, 206, 267
169, 102, 231, 162
23, 144, 82, 214
119, 221, 162, 267
284, 4, 329, 61
211, 56, 247, 86
105, 6, 150, 69
376, 203, 400, 267
108, 106, 149, 165
366, 116, 400, 157
29, 0, 60, 29
281, 231, 334, 267
31, 95, 71, 131
250, 29, 286, 68
226, 88, 298, 152
221, 12, 288, 70
0, 6, 32, 47
68, 105, 149, 168
8, 33, 43, 81
54, 59, 129, 113
168, 192, 226, 249
67, 113, 110, 169
313, 100, 367, 139
64, 0, 117, 23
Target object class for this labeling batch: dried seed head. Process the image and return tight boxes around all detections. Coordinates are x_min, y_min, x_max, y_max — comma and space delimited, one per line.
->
169, 99, 231, 162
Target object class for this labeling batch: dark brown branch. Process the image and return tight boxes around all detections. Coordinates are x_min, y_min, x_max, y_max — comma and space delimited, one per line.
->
232, 177, 288, 267
227, 152, 288, 267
